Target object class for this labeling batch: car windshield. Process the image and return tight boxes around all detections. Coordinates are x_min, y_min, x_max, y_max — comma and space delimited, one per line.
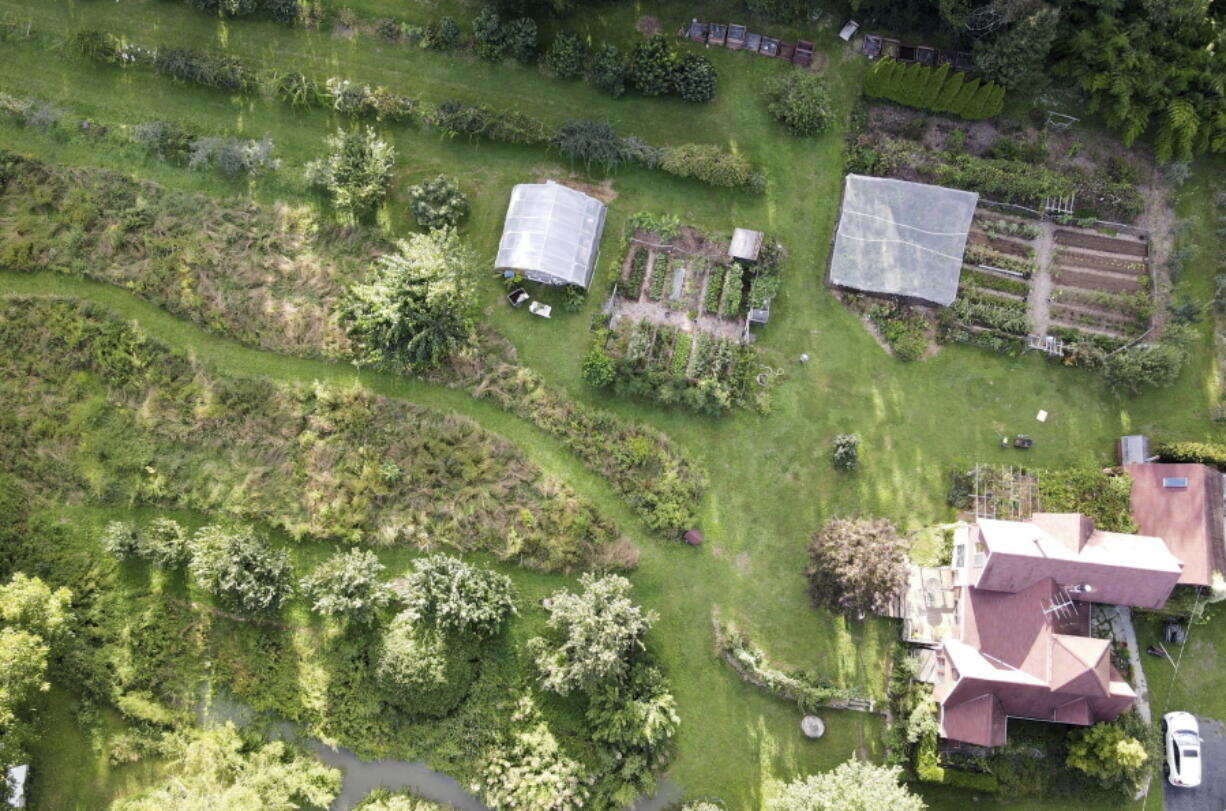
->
1177, 731, 1200, 745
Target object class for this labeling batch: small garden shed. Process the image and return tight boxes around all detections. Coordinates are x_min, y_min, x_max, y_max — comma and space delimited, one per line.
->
828, 174, 978, 306
729, 227, 763, 262
495, 181, 608, 289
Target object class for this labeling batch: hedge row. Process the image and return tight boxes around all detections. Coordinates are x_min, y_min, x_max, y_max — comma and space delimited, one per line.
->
72, 33, 758, 191
1157, 441, 1226, 471
865, 59, 1004, 120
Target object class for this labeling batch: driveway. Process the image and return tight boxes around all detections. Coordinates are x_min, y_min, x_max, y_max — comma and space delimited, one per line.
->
1165, 716, 1226, 811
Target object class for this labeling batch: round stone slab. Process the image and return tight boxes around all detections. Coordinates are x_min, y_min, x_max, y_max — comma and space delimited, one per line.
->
801, 715, 825, 739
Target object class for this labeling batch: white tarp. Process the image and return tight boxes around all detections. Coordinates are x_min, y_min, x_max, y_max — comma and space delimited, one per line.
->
829, 174, 978, 306
495, 181, 607, 289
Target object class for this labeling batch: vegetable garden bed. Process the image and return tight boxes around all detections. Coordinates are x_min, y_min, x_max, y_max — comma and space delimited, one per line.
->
1051, 266, 1146, 293
1054, 249, 1147, 275
1053, 229, 1148, 257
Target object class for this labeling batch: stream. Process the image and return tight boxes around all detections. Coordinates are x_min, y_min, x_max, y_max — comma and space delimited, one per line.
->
198, 690, 681, 810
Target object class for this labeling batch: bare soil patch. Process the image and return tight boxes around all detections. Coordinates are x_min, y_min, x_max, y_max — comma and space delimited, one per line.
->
1054, 229, 1148, 257
636, 15, 661, 36
535, 172, 617, 204
1052, 267, 1145, 293
969, 231, 1033, 258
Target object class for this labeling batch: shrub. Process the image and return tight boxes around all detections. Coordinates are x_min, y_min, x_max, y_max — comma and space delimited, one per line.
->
399, 554, 517, 637
586, 663, 679, 790
269, 71, 322, 108
628, 35, 678, 97
807, 517, 908, 617
299, 547, 392, 623
1037, 469, 1137, 532
1158, 441, 1226, 471
187, 136, 279, 176
407, 174, 469, 230
590, 44, 628, 98
660, 144, 761, 191
831, 433, 860, 471
69, 30, 122, 63
1066, 722, 1148, 794
305, 127, 395, 218
134, 120, 193, 160
188, 525, 293, 614
528, 573, 656, 695
481, 714, 589, 810
431, 101, 549, 145
582, 346, 618, 388
140, 518, 190, 568
375, 613, 475, 717
101, 521, 141, 560
544, 30, 586, 78
870, 304, 929, 361
550, 119, 625, 173
423, 16, 461, 50
764, 72, 833, 136
1102, 340, 1187, 395
673, 53, 717, 102
768, 760, 925, 811
502, 17, 538, 64
153, 48, 252, 92
471, 8, 506, 61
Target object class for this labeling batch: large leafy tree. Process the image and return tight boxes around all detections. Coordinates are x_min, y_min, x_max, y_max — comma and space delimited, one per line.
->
340, 228, 480, 371
529, 573, 656, 695
767, 759, 926, 810
375, 612, 476, 716
806, 517, 908, 617
0, 573, 73, 777
111, 723, 341, 810
188, 525, 294, 614
399, 554, 517, 638
973, 3, 1060, 93
1054, 0, 1226, 161
1066, 721, 1149, 793
299, 547, 392, 624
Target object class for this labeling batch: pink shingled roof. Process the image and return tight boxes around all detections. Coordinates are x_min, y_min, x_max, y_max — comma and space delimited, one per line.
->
940, 693, 1007, 748
1128, 463, 1225, 587
973, 516, 1182, 609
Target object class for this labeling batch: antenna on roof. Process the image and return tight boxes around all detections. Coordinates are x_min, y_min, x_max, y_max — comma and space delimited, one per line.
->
1067, 584, 1093, 595
1041, 586, 1077, 620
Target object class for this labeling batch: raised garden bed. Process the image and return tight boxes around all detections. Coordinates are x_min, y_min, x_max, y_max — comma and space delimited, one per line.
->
1053, 229, 1148, 257
969, 231, 1034, 258
1051, 266, 1145, 293
1055, 249, 1146, 275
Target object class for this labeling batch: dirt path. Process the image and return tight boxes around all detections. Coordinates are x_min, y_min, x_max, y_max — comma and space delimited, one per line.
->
1028, 224, 1056, 336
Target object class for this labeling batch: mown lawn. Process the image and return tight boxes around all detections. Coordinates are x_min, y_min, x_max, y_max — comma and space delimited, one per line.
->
0, 0, 1223, 807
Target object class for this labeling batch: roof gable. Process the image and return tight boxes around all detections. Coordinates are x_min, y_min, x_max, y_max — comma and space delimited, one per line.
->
1050, 635, 1110, 697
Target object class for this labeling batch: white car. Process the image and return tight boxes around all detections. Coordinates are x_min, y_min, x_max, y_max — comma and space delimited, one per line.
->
1163, 711, 1203, 788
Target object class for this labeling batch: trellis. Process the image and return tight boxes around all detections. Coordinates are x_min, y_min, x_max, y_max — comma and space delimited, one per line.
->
971, 464, 1041, 521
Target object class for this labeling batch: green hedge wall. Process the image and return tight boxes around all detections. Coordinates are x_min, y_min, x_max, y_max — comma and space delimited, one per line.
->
864, 58, 1005, 120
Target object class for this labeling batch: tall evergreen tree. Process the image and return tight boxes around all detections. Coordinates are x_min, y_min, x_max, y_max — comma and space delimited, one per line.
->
934, 71, 965, 114
952, 77, 981, 117
918, 63, 950, 110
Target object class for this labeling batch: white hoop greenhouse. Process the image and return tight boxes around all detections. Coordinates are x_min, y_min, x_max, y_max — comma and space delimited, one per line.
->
495, 181, 608, 289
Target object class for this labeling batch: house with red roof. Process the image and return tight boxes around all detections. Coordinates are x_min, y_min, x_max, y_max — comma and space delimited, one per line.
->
1127, 462, 1225, 588
933, 513, 1184, 747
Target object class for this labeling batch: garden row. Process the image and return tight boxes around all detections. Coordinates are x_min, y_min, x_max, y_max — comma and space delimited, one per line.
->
1048, 229, 1153, 340
181, 0, 718, 103
846, 125, 1144, 223
583, 319, 763, 415
621, 245, 746, 320
65, 29, 762, 191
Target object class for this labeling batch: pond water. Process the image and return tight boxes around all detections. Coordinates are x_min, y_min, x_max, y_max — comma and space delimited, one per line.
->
198, 689, 680, 810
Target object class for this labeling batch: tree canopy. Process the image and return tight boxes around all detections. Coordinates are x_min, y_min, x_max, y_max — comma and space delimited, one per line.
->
529, 573, 656, 695
111, 723, 341, 810
341, 228, 481, 371
299, 547, 392, 623
188, 525, 294, 614
400, 554, 517, 638
767, 758, 926, 810
807, 517, 909, 617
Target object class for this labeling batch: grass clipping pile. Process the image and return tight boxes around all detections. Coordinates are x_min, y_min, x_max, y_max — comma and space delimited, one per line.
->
0, 296, 632, 572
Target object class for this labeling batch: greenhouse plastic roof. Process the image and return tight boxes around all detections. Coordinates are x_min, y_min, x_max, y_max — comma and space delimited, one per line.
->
829, 175, 979, 306
495, 181, 608, 289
